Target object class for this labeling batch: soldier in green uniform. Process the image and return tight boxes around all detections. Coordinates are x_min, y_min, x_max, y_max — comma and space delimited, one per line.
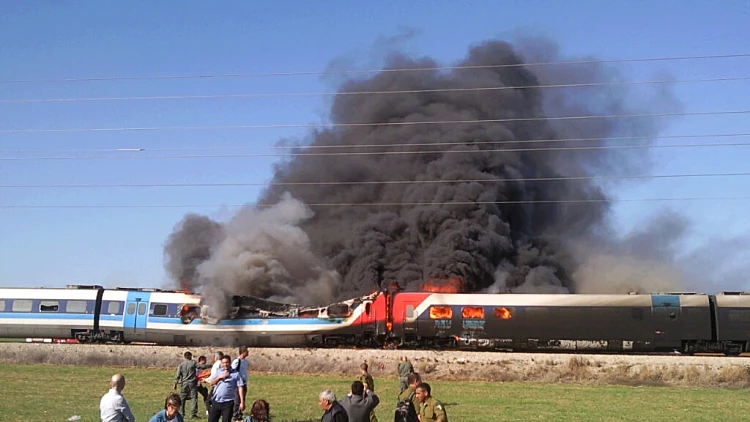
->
358, 363, 378, 422
173, 351, 199, 419
397, 372, 421, 412
397, 356, 414, 392
415, 383, 447, 422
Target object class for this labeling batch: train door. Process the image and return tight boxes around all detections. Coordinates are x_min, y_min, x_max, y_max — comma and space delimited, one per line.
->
400, 300, 421, 339
359, 299, 377, 339
123, 291, 151, 342
652, 295, 682, 349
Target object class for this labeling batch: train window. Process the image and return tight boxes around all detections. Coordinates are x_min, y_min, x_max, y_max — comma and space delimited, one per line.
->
40, 301, 59, 312
0, 300, 4, 312
153, 304, 168, 316
728, 310, 750, 322
107, 302, 121, 315
462, 306, 484, 319
364, 303, 372, 316
526, 307, 550, 317
138, 302, 146, 315
66, 301, 87, 313
406, 305, 414, 319
494, 307, 513, 320
429, 306, 452, 319
127, 303, 135, 315
12, 300, 32, 312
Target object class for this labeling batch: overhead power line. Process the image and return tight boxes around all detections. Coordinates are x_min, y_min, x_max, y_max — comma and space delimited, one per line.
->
3, 196, 750, 209
2, 132, 749, 154
1, 109, 748, 134
2, 172, 749, 189
2, 76, 748, 104
0, 53, 748, 84
2, 140, 749, 161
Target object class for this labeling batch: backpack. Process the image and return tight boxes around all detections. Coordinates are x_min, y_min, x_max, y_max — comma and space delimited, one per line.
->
394, 391, 418, 422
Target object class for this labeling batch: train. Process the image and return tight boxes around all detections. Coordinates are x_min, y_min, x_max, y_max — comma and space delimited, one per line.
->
2, 284, 750, 355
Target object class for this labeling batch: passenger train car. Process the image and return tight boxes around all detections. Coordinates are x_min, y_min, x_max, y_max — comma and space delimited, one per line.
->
1, 285, 749, 355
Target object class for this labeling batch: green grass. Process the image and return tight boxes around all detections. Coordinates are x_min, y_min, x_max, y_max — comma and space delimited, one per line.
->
0, 364, 748, 421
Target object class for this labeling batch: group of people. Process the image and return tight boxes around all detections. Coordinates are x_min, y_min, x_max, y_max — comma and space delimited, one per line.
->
99, 351, 445, 422
99, 346, 268, 422
318, 358, 447, 422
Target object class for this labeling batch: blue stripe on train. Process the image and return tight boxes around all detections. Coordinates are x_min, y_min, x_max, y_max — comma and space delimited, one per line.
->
149, 317, 347, 326
0, 313, 346, 326
0, 313, 95, 320
651, 295, 681, 308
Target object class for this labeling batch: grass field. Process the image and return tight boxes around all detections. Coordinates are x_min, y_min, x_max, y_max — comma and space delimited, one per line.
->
0, 364, 748, 421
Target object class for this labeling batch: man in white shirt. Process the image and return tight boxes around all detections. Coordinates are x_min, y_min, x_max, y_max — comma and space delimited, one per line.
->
210, 351, 224, 379
100, 373, 136, 422
205, 351, 225, 415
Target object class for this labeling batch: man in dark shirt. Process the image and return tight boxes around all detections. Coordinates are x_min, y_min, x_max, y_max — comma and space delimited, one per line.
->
318, 389, 348, 422
340, 381, 379, 422
196, 355, 211, 416
174, 351, 198, 419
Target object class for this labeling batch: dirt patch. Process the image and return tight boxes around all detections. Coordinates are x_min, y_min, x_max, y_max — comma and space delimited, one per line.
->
3, 343, 750, 387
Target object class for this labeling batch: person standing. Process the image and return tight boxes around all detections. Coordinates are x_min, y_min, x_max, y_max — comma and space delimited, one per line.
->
196, 355, 212, 416
100, 373, 136, 422
231, 346, 249, 421
397, 356, 414, 393
149, 393, 184, 422
174, 351, 199, 419
206, 351, 225, 415
318, 389, 348, 422
415, 383, 447, 422
357, 363, 377, 422
340, 381, 379, 422
207, 355, 246, 422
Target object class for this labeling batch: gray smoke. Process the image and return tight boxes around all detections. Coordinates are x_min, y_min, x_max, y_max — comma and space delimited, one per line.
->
164, 194, 341, 308
164, 35, 684, 303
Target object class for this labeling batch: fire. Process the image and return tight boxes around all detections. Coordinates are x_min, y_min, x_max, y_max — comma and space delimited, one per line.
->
461, 306, 484, 319
421, 277, 465, 293
494, 307, 512, 320
178, 279, 193, 294
429, 306, 453, 319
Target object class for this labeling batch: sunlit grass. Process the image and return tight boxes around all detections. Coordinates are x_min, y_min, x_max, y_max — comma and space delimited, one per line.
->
0, 363, 748, 421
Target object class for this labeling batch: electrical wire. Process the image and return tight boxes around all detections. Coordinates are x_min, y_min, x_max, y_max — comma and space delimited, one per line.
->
2, 140, 749, 161
2, 133, 749, 154
2, 196, 750, 209
1, 110, 747, 134
2, 172, 749, 189
2, 76, 748, 104
1, 53, 748, 84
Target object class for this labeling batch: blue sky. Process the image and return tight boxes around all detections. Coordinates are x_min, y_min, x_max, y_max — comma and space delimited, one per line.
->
1, 1, 748, 291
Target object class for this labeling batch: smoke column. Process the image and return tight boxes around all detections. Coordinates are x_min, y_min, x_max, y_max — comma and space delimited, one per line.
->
164, 36, 682, 304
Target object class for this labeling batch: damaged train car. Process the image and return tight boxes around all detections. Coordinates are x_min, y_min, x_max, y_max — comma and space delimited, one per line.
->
2, 284, 750, 355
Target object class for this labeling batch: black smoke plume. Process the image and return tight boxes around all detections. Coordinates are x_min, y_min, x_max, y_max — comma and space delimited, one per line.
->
164, 36, 682, 305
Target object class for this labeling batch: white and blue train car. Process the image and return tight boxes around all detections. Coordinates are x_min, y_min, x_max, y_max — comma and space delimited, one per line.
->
0, 285, 202, 344
0, 285, 376, 347
0, 286, 103, 340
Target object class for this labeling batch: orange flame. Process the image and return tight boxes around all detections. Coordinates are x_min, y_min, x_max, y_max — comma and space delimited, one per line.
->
421, 277, 465, 293
429, 306, 453, 319
462, 306, 484, 319
178, 279, 193, 294
494, 307, 512, 320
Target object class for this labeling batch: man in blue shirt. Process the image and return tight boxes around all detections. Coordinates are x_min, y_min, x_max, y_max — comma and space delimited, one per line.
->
207, 355, 246, 422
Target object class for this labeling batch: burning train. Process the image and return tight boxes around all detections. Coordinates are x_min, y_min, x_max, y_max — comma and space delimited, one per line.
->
1, 284, 750, 355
